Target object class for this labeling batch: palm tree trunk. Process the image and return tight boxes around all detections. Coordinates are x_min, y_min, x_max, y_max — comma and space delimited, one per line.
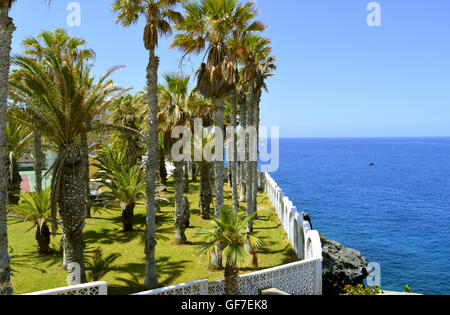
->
174, 161, 186, 245
33, 133, 43, 194
245, 98, 254, 227
213, 96, 225, 217
199, 162, 212, 220
184, 161, 189, 193
224, 261, 239, 295
144, 49, 159, 289
35, 223, 50, 254
191, 161, 197, 182
251, 95, 259, 217
252, 90, 262, 215
0, 13, 15, 295
7, 157, 21, 205
182, 195, 190, 229
159, 147, 167, 186
121, 202, 135, 232
210, 96, 225, 270
126, 132, 136, 165
239, 98, 247, 203
81, 133, 91, 218
230, 93, 239, 215
57, 144, 87, 284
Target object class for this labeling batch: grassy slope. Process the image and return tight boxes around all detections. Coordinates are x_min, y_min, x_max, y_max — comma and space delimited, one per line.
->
8, 180, 297, 295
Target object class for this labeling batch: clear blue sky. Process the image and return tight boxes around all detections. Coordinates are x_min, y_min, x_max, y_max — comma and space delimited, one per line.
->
9, 0, 450, 137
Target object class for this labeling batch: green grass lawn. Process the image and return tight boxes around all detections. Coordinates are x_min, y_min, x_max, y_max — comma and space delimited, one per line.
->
8, 179, 297, 295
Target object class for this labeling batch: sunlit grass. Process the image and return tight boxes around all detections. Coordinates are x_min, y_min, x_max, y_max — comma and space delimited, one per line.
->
8, 179, 297, 295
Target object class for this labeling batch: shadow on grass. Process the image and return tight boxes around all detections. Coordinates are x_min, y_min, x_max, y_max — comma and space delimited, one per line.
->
110, 256, 189, 295
83, 212, 173, 246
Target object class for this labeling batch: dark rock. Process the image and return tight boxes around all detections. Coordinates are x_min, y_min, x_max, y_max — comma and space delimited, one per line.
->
320, 232, 369, 295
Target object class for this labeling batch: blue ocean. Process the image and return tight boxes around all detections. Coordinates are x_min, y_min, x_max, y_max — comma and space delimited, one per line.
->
269, 138, 450, 295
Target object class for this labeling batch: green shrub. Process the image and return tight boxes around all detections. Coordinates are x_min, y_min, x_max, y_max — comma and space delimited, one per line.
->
343, 284, 382, 295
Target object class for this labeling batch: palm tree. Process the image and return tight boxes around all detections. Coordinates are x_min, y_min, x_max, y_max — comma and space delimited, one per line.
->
0, 0, 54, 294
0, 0, 19, 295
112, 0, 185, 289
21, 28, 96, 214
240, 35, 276, 233
171, 0, 264, 269
5, 115, 33, 204
198, 129, 214, 220
110, 93, 147, 165
194, 207, 261, 295
94, 146, 146, 232
158, 73, 190, 244
171, 0, 238, 221
9, 51, 123, 284
7, 188, 55, 254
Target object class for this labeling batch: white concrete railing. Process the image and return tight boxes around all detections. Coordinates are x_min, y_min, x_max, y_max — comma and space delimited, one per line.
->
133, 258, 321, 296
262, 172, 322, 261
131, 279, 209, 296
208, 258, 321, 296
22, 281, 107, 295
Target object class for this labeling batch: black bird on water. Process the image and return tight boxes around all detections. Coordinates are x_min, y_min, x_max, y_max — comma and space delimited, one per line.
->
369, 163, 376, 168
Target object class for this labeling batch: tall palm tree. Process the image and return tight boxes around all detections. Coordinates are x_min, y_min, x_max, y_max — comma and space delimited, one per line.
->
171, 0, 237, 270
21, 28, 96, 214
171, 0, 264, 269
0, 0, 53, 295
194, 207, 261, 295
158, 73, 190, 244
240, 35, 276, 231
0, 0, 18, 295
112, 0, 185, 289
9, 52, 123, 284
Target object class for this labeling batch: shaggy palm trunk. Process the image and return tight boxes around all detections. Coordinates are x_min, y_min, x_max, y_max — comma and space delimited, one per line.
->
245, 98, 254, 227
191, 162, 197, 182
121, 202, 135, 232
57, 144, 87, 284
35, 223, 50, 254
144, 49, 159, 289
244, 96, 257, 254
184, 161, 189, 193
239, 98, 247, 203
126, 132, 136, 165
210, 96, 225, 270
0, 13, 15, 295
224, 261, 239, 295
7, 158, 21, 205
81, 133, 91, 218
213, 96, 225, 218
250, 95, 258, 218
199, 162, 212, 220
159, 147, 167, 186
33, 133, 43, 194
174, 161, 186, 245
182, 195, 190, 229
230, 94, 239, 215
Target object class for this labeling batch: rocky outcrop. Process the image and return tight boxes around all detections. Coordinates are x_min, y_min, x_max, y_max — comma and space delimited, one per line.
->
320, 233, 369, 295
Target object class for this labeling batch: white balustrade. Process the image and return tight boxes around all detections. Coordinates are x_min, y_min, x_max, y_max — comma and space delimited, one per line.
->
22, 281, 107, 295
131, 279, 209, 295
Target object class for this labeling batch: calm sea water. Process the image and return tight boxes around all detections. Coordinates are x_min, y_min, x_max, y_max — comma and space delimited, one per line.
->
269, 138, 450, 295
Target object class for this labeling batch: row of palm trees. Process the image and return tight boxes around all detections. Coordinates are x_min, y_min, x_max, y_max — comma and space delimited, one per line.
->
0, 0, 275, 295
